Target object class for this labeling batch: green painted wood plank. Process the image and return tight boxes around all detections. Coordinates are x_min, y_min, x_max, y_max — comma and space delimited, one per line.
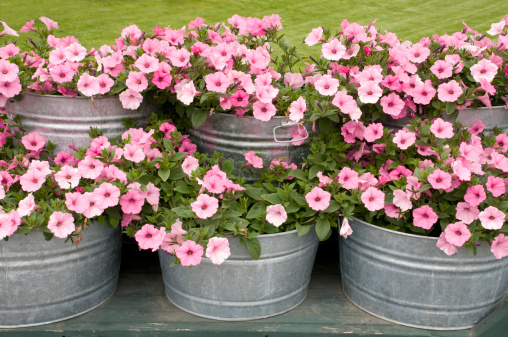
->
0, 239, 477, 337
472, 299, 508, 337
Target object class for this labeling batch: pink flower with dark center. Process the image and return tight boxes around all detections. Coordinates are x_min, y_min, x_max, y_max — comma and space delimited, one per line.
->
305, 187, 331, 211
288, 96, 307, 122
305, 27, 323, 46
77, 73, 100, 96
464, 185, 487, 207
393, 129, 416, 150
17, 193, 39, 217
479, 206, 505, 230
314, 75, 340, 96
380, 92, 405, 116
152, 71, 172, 90
486, 176, 505, 197
430, 118, 454, 139
97, 74, 114, 94
55, 165, 81, 189
412, 80, 436, 105
252, 101, 276, 121
182, 156, 199, 176
134, 54, 159, 74
47, 212, 75, 239
191, 194, 219, 219
412, 205, 438, 230
266, 204, 287, 227
361, 187, 385, 212
244, 151, 263, 169
436, 233, 458, 256
0, 43, 20, 59
19, 169, 46, 192
406, 43, 430, 63
135, 224, 166, 252
495, 133, 508, 152
119, 89, 143, 109
444, 221, 471, 247
63, 42, 87, 62
0, 60, 19, 82
93, 182, 121, 208
491, 234, 508, 259
337, 167, 359, 190
123, 143, 146, 163
430, 60, 453, 79
65, 192, 89, 214
21, 132, 46, 152
427, 169, 452, 190
206, 237, 231, 265
381, 75, 402, 92
229, 90, 250, 107
175, 80, 198, 106
331, 91, 358, 115
339, 217, 353, 238
455, 202, 480, 225
0, 211, 19, 239
176, 240, 204, 266
205, 72, 233, 94
437, 80, 463, 102
393, 189, 412, 212
82, 192, 105, 218
321, 38, 346, 61
126, 71, 148, 92
77, 156, 104, 179
169, 48, 191, 67
363, 123, 384, 142
470, 59, 498, 83
357, 81, 383, 104
120, 189, 145, 214
203, 174, 226, 194
384, 203, 402, 218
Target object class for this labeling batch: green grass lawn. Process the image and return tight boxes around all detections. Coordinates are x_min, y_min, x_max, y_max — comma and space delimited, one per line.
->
2, 0, 508, 52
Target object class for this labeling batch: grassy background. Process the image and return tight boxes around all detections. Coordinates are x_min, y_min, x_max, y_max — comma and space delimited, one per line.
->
2, 0, 508, 51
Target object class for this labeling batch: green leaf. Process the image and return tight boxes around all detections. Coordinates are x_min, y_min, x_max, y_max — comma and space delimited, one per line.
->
169, 167, 185, 180
445, 102, 457, 114
285, 203, 300, 213
309, 165, 321, 179
221, 160, 235, 174
174, 184, 194, 194
191, 109, 208, 129
246, 202, 266, 219
319, 117, 332, 135
172, 206, 197, 218
289, 169, 307, 181
324, 200, 341, 213
223, 209, 242, 219
245, 238, 262, 260
244, 188, 266, 201
262, 183, 276, 193
295, 222, 312, 237
158, 168, 170, 182
293, 195, 308, 206
169, 152, 187, 162
316, 218, 331, 241
262, 193, 283, 205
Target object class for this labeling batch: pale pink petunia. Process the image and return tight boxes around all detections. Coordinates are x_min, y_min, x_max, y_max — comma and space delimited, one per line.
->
486, 176, 505, 197
21, 132, 46, 152
82, 192, 105, 218
123, 143, 146, 163
337, 167, 359, 190
321, 38, 346, 61
437, 80, 463, 102
0, 212, 19, 239
361, 187, 385, 212
77, 156, 104, 179
357, 81, 383, 104
412, 80, 436, 105
97, 74, 114, 95
380, 93, 405, 116
19, 169, 46, 192
176, 240, 204, 266
47, 212, 75, 238
126, 71, 148, 92
39, 17, 58, 32
64, 42, 87, 62
436, 232, 458, 256
406, 43, 430, 63
191, 194, 219, 219
93, 182, 121, 209
0, 60, 19, 82
145, 183, 160, 206
203, 174, 226, 194
427, 169, 452, 190
17, 193, 39, 217
288, 96, 307, 122
412, 205, 438, 230
314, 75, 340, 96
331, 91, 358, 115
135, 224, 165, 252
430, 118, 454, 139
0, 78, 21, 98
470, 59, 498, 83
491, 234, 508, 259
305, 187, 331, 211
252, 101, 276, 121
244, 151, 263, 169
339, 217, 353, 238
205, 71, 233, 94
452, 160, 471, 182
430, 60, 453, 79
0, 21, 18, 37
464, 185, 487, 207
284, 73, 305, 89
205, 237, 231, 265
54, 165, 81, 189
120, 189, 145, 214
479, 206, 505, 230
393, 129, 416, 150
175, 80, 198, 106
305, 27, 323, 46
182, 156, 200, 176
266, 204, 287, 227
134, 54, 159, 74
65, 192, 89, 214
392, 189, 412, 212
444, 221, 471, 247
119, 88, 143, 109
363, 123, 384, 142
455, 202, 480, 225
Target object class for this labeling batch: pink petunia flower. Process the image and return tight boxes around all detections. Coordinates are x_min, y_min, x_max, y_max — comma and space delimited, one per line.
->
82, 192, 105, 218
266, 204, 287, 227
65, 192, 89, 214
314, 75, 340, 96
145, 183, 160, 206
288, 96, 307, 122
0, 211, 19, 239
252, 101, 276, 121
455, 202, 480, 224
175, 80, 198, 105
123, 143, 146, 163
21, 132, 46, 152
93, 182, 121, 209
392, 189, 412, 212
176, 240, 204, 266
305, 27, 323, 46
436, 232, 458, 256
339, 217, 353, 238
337, 167, 359, 190
321, 38, 346, 61
244, 151, 263, 169
135, 224, 166, 252
119, 88, 143, 109
332, 91, 358, 115
479, 206, 505, 230
19, 169, 46, 192
191, 194, 219, 219
77, 156, 104, 179
134, 54, 159, 74
427, 169, 452, 190
491, 234, 508, 259
393, 129, 416, 150
205, 71, 233, 94
361, 187, 385, 212
47, 212, 75, 238
380, 93, 405, 116
39, 17, 58, 32
486, 176, 505, 197
363, 123, 384, 142
470, 59, 498, 83
357, 81, 383, 104
430, 60, 453, 79
412, 205, 438, 230
430, 118, 454, 139
54, 165, 81, 189
120, 189, 146, 214
206, 237, 231, 265
412, 80, 436, 105
305, 187, 331, 211
464, 185, 487, 207
437, 80, 463, 102
17, 193, 39, 217
444, 221, 471, 247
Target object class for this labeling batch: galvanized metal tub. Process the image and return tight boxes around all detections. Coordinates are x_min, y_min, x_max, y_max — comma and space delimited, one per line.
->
382, 106, 508, 135
5, 93, 159, 153
340, 217, 508, 330
188, 113, 314, 170
158, 227, 319, 321
0, 222, 121, 328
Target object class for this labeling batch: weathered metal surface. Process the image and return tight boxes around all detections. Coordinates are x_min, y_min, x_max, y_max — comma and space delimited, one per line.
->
158, 228, 319, 321
340, 217, 508, 330
0, 223, 122, 328
5, 93, 158, 153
